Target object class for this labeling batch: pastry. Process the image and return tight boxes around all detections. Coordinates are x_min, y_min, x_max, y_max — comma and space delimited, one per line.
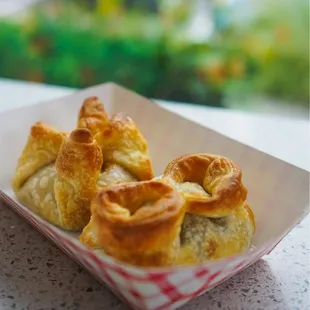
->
80, 153, 255, 267
12, 97, 154, 232
77, 96, 109, 138
77, 97, 154, 183
89, 180, 185, 267
12, 123, 103, 230
162, 153, 255, 264
78, 97, 154, 246
11, 96, 255, 267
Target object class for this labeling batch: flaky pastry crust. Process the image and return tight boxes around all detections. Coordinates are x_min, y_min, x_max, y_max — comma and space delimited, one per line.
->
77, 97, 154, 182
88, 181, 185, 267
12, 122, 66, 190
12, 99, 255, 266
159, 153, 255, 265
12, 97, 154, 231
77, 96, 109, 137
81, 169, 255, 266
54, 129, 103, 229
95, 113, 154, 181
12, 124, 103, 230
78, 97, 154, 243
163, 153, 248, 217
176, 203, 255, 265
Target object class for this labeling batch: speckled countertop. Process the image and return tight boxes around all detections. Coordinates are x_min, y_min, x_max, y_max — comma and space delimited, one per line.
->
1, 202, 309, 310
0, 79, 309, 310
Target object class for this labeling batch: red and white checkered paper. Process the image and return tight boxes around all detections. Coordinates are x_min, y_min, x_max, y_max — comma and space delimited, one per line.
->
0, 191, 276, 310
0, 83, 309, 310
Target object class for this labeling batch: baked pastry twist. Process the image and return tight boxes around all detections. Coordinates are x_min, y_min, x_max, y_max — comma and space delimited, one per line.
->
162, 153, 255, 264
12, 123, 103, 230
89, 180, 185, 267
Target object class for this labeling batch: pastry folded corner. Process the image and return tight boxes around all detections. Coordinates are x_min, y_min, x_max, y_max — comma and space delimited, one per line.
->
96, 112, 154, 181
77, 96, 154, 182
77, 96, 110, 137
12, 121, 66, 192
12, 125, 103, 231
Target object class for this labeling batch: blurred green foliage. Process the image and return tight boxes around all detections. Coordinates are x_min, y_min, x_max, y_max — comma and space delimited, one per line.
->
219, 0, 309, 106
0, 0, 307, 107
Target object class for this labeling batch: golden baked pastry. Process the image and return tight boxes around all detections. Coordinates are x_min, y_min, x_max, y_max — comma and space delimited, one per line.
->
78, 97, 154, 246
12, 95, 255, 267
80, 153, 255, 267
162, 153, 255, 265
12, 97, 154, 232
95, 112, 154, 181
77, 96, 109, 138
12, 123, 103, 230
163, 153, 248, 217
77, 96, 154, 183
88, 180, 186, 267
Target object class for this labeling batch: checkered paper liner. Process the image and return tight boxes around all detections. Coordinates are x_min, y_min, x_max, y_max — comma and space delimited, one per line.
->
0, 83, 309, 309
0, 190, 277, 310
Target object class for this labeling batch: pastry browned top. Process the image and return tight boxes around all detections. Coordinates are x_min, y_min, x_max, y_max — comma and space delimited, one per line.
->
92, 180, 184, 231
78, 97, 154, 181
163, 153, 248, 217
91, 180, 186, 266
77, 96, 109, 137
12, 96, 155, 231
12, 122, 67, 190
55, 128, 103, 201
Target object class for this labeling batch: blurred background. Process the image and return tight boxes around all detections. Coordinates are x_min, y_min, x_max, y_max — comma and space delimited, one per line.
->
0, 0, 308, 118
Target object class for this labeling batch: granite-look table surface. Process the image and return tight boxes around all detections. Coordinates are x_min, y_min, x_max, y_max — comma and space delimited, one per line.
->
1, 201, 309, 310
0, 78, 309, 310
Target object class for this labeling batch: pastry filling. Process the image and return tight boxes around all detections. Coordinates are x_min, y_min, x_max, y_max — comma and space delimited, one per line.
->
97, 163, 137, 188
179, 206, 253, 263
15, 164, 60, 226
175, 182, 210, 197
124, 200, 156, 216
176, 181, 253, 263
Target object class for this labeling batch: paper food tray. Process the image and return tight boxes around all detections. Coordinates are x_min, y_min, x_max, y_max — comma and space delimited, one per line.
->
0, 83, 309, 310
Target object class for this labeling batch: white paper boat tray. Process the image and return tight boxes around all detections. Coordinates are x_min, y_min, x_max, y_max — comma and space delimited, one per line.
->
0, 83, 308, 310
